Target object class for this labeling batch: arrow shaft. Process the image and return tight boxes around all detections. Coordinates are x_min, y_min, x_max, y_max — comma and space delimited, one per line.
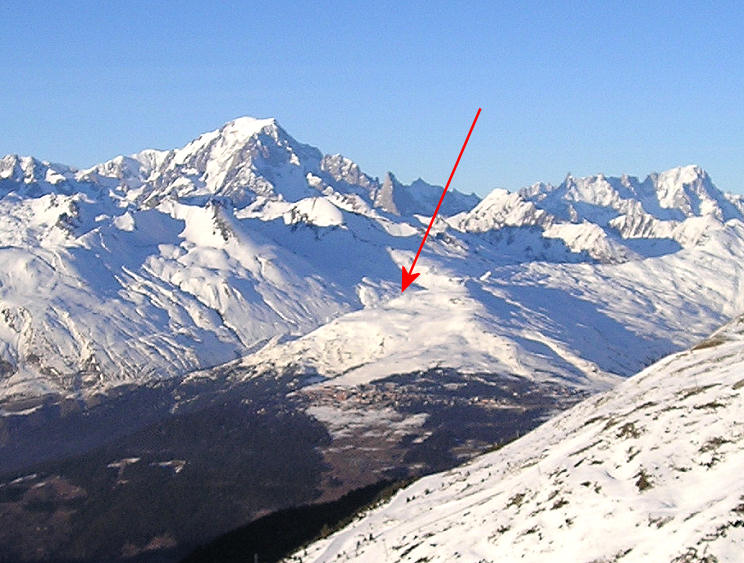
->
410, 107, 481, 271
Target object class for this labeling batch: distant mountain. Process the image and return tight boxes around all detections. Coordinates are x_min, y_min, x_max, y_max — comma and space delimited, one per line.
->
294, 314, 744, 562
229, 167, 744, 390
1, 117, 743, 403
452, 165, 744, 261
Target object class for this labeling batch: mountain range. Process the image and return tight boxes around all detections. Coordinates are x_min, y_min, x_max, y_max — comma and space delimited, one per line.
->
1, 116, 744, 561
1, 116, 744, 403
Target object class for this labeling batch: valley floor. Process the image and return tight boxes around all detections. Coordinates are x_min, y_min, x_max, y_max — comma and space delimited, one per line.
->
0, 369, 584, 562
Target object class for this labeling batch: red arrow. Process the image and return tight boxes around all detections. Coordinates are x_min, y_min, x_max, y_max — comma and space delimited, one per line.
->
401, 107, 482, 292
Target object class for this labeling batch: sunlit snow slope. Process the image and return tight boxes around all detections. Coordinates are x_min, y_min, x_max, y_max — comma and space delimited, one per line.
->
1, 116, 744, 400
293, 315, 744, 563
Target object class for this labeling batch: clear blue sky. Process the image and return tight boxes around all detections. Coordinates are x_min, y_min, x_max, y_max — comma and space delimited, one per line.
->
2, 1, 743, 195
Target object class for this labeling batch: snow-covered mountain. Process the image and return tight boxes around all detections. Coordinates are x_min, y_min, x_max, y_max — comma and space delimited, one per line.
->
0, 118, 474, 399
1, 116, 744, 402
230, 165, 744, 391
3, 118, 744, 563
452, 166, 744, 262
292, 314, 744, 563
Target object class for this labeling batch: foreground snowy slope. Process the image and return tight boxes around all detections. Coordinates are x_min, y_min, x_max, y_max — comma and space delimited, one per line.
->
294, 315, 744, 562
2, 116, 744, 401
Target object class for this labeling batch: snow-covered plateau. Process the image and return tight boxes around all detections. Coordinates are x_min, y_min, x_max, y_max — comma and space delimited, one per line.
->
292, 314, 744, 563
1, 116, 744, 402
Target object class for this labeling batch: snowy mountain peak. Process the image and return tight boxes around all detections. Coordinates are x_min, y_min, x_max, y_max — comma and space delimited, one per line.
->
650, 164, 737, 219
453, 188, 551, 232
173, 116, 285, 161
374, 171, 401, 214
1, 154, 64, 183
546, 165, 729, 221
0, 154, 84, 199
116, 115, 326, 206
371, 171, 479, 218
172, 115, 304, 162
454, 165, 743, 263
655, 163, 707, 184
320, 153, 378, 191
224, 115, 278, 137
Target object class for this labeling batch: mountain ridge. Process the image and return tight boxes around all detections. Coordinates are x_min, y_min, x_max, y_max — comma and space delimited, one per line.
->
1, 116, 743, 403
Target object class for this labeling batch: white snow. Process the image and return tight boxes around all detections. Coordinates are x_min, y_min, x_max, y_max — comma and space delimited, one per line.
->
1, 116, 743, 403
294, 315, 744, 562
307, 405, 429, 440
283, 197, 344, 227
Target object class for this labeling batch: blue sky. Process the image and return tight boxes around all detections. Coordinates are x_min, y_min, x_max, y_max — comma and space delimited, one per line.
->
1, 1, 743, 195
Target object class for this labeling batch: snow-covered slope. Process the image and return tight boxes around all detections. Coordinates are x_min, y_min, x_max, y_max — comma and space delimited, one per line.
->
238, 222, 744, 391
0, 118, 482, 399
236, 158, 744, 390
1, 116, 743, 401
294, 315, 744, 563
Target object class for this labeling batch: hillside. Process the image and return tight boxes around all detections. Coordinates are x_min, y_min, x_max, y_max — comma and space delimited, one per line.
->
294, 315, 744, 562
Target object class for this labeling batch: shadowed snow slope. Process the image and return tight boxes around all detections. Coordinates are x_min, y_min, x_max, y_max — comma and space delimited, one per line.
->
1, 117, 744, 400
293, 315, 744, 563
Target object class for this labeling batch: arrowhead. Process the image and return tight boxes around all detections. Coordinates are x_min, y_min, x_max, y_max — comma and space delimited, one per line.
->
401, 266, 420, 292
